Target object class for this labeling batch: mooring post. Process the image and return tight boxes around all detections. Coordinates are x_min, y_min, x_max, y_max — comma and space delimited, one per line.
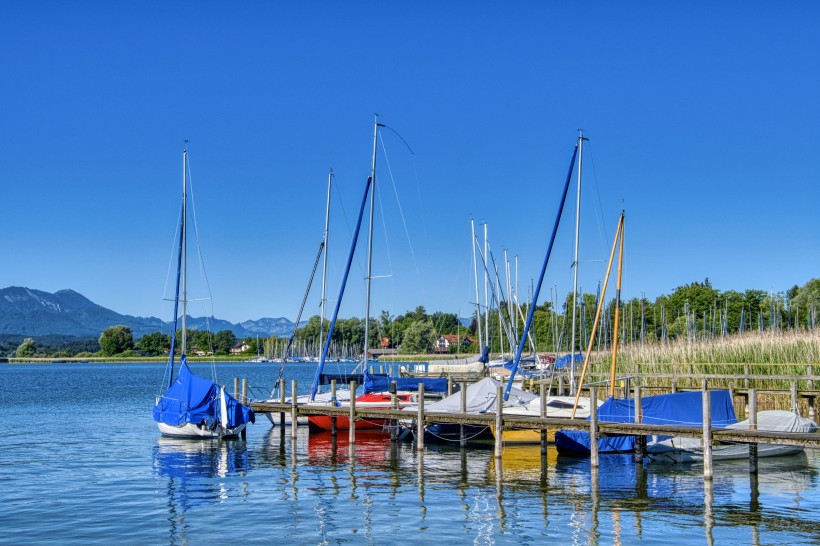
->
749, 388, 758, 475
540, 382, 547, 455
460, 382, 467, 448
590, 386, 599, 468
330, 380, 337, 437
447, 377, 453, 397
390, 380, 398, 442
349, 380, 357, 445
634, 385, 644, 463
671, 379, 677, 393
291, 380, 298, 439
558, 376, 565, 396
791, 381, 798, 415
279, 379, 286, 432
416, 382, 425, 451
241, 378, 248, 404
494, 386, 503, 460
234, 377, 239, 400
703, 380, 713, 481
808, 364, 814, 391
744, 364, 750, 389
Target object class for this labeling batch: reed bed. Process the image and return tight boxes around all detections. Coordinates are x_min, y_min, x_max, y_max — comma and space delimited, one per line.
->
581, 330, 820, 408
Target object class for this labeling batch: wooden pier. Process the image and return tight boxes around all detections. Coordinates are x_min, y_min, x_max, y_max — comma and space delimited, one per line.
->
248, 379, 820, 482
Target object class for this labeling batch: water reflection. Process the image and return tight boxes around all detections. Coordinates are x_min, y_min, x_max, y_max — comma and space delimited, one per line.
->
152, 437, 250, 544
248, 426, 819, 544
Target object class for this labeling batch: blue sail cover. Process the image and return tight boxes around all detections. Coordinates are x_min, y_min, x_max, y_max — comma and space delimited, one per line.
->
554, 353, 585, 369
555, 390, 737, 455
363, 372, 448, 394
153, 361, 255, 428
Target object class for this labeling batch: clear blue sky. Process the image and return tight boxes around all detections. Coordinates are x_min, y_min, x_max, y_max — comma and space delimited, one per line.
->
3, 2, 819, 324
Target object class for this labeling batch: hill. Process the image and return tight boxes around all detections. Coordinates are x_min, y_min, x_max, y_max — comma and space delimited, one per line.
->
0, 286, 297, 339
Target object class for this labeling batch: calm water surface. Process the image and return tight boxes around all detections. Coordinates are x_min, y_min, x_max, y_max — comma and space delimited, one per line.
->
1, 362, 818, 545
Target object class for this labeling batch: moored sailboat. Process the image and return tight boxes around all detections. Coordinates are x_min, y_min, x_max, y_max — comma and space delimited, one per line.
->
153, 149, 255, 438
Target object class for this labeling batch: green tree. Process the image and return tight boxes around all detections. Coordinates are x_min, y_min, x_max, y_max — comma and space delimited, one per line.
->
791, 279, 820, 323
99, 326, 134, 356
399, 319, 436, 354
212, 330, 237, 355
135, 332, 170, 356
16, 338, 36, 358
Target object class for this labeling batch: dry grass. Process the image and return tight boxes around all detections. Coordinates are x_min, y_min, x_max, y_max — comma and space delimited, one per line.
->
579, 330, 820, 411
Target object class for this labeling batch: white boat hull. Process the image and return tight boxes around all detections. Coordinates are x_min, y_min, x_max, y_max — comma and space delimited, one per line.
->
157, 421, 247, 439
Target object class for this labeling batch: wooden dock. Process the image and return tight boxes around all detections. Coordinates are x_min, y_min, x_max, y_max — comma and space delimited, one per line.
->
249, 379, 820, 482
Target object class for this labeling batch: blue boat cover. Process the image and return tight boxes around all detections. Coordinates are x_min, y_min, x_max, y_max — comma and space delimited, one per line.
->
554, 353, 585, 369
555, 390, 737, 455
363, 372, 448, 394
153, 361, 255, 428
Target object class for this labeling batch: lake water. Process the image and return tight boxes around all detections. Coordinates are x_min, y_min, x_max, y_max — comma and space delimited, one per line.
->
1, 362, 818, 545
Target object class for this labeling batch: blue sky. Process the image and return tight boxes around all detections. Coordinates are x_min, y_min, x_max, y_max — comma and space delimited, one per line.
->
3, 2, 819, 324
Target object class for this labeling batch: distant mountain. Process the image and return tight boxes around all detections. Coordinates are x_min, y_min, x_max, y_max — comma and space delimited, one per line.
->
0, 286, 298, 339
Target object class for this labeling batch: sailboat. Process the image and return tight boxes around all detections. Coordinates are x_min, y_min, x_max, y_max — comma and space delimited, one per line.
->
306, 118, 430, 431
153, 149, 255, 438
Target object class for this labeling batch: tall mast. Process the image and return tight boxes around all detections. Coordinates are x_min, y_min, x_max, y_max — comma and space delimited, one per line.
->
181, 149, 188, 358
319, 169, 332, 354
483, 223, 489, 349
471, 219, 483, 349
569, 131, 586, 394
362, 117, 380, 367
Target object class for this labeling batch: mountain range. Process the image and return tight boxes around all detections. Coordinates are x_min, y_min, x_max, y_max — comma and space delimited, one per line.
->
0, 286, 298, 340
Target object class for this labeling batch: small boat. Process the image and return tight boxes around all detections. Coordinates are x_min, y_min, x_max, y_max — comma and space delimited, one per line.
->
307, 391, 418, 432
555, 390, 739, 456
646, 410, 818, 463
401, 377, 535, 444
152, 149, 255, 439
492, 395, 602, 444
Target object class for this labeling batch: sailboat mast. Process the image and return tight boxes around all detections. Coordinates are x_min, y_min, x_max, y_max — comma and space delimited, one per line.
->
471, 218, 483, 348
181, 149, 188, 358
320, 169, 332, 354
569, 131, 585, 394
483, 223, 489, 349
362, 117, 380, 366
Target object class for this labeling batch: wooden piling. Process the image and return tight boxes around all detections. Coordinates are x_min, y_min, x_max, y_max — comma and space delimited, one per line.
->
330, 380, 337, 437
634, 385, 644, 462
447, 377, 453, 397
558, 376, 564, 396
494, 386, 503, 460
349, 380, 357, 444
291, 380, 298, 439
390, 381, 398, 442
234, 377, 239, 400
279, 379, 286, 431
749, 388, 758, 475
241, 378, 248, 404
791, 381, 798, 414
702, 380, 713, 480
417, 382, 425, 451
540, 382, 547, 455
460, 382, 467, 448
590, 386, 599, 468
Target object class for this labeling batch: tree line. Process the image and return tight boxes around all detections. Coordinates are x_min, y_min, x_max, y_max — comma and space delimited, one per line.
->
10, 278, 819, 359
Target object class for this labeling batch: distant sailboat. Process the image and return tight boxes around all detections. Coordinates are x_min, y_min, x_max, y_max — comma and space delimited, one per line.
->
153, 149, 254, 438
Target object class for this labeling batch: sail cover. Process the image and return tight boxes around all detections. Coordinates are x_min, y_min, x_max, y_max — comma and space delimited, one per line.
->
363, 372, 449, 394
555, 390, 737, 455
421, 377, 536, 414
153, 361, 255, 428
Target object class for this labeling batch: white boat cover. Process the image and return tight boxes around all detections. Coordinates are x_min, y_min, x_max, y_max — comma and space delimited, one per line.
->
647, 410, 817, 462
421, 377, 535, 414
426, 355, 487, 374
